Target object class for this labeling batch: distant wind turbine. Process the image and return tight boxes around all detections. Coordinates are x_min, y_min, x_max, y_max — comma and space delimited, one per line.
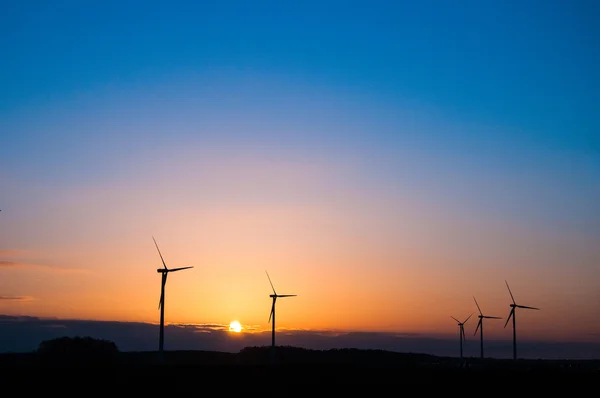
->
153, 236, 193, 359
451, 313, 473, 358
504, 280, 539, 360
266, 270, 296, 358
473, 296, 501, 359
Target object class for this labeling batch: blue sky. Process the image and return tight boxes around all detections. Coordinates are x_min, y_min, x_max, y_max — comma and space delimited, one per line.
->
3, 0, 598, 224
2, 0, 598, 145
0, 1, 599, 346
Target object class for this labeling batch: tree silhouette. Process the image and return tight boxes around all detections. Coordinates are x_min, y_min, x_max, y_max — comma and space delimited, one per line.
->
37, 336, 119, 366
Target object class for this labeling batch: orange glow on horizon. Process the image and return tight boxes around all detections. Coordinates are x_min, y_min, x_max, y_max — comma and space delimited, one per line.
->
1, 147, 599, 345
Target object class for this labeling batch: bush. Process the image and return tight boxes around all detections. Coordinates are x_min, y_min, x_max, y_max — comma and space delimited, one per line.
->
37, 336, 119, 365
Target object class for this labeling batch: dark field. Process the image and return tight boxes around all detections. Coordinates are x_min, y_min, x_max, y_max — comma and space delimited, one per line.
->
1, 346, 597, 393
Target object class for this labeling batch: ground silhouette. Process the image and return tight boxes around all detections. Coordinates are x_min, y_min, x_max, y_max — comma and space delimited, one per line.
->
0, 337, 596, 392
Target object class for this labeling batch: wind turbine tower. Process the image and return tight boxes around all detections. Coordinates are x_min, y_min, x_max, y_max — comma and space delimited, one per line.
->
153, 236, 193, 360
451, 313, 473, 358
266, 270, 296, 361
473, 296, 501, 359
504, 280, 540, 360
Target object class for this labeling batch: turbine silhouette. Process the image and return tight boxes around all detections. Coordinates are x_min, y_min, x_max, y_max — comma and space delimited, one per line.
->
266, 270, 296, 359
451, 313, 473, 358
153, 236, 193, 359
473, 296, 501, 359
504, 280, 540, 360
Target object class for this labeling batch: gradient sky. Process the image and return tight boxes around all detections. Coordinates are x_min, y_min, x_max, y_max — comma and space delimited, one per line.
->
1, 0, 599, 346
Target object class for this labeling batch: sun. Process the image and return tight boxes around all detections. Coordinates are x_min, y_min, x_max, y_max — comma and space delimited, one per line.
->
229, 320, 242, 333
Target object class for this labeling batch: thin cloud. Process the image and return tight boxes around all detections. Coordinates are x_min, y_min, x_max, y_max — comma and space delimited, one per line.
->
0, 295, 35, 301
176, 322, 263, 333
0, 260, 90, 274
186, 323, 228, 329
26, 263, 91, 274
188, 323, 232, 333
239, 324, 262, 332
1, 249, 24, 268
1, 249, 90, 274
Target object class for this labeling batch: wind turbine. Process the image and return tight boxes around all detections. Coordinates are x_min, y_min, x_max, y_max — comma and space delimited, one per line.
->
473, 296, 501, 359
153, 236, 193, 359
266, 271, 296, 356
451, 313, 473, 358
504, 280, 539, 360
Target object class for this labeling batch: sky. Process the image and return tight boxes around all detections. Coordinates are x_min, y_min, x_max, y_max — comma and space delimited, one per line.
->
1, 1, 599, 358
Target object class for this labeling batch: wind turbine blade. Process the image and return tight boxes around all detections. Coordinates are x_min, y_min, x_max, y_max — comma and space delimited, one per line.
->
473, 297, 482, 315
265, 270, 277, 295
463, 313, 473, 324
268, 300, 275, 323
505, 280, 516, 304
278, 294, 296, 297
504, 308, 514, 328
451, 316, 460, 323
158, 274, 166, 309
169, 266, 194, 272
517, 305, 539, 310
474, 319, 481, 335
153, 236, 168, 270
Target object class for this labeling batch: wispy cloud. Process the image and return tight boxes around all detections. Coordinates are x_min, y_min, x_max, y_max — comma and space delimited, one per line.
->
191, 324, 228, 333
175, 323, 263, 333
0, 295, 35, 301
1, 248, 89, 274
171, 323, 227, 332
25, 263, 91, 274
0, 259, 89, 274
239, 324, 262, 332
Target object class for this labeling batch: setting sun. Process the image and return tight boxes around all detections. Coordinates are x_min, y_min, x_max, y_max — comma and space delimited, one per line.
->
229, 321, 242, 333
